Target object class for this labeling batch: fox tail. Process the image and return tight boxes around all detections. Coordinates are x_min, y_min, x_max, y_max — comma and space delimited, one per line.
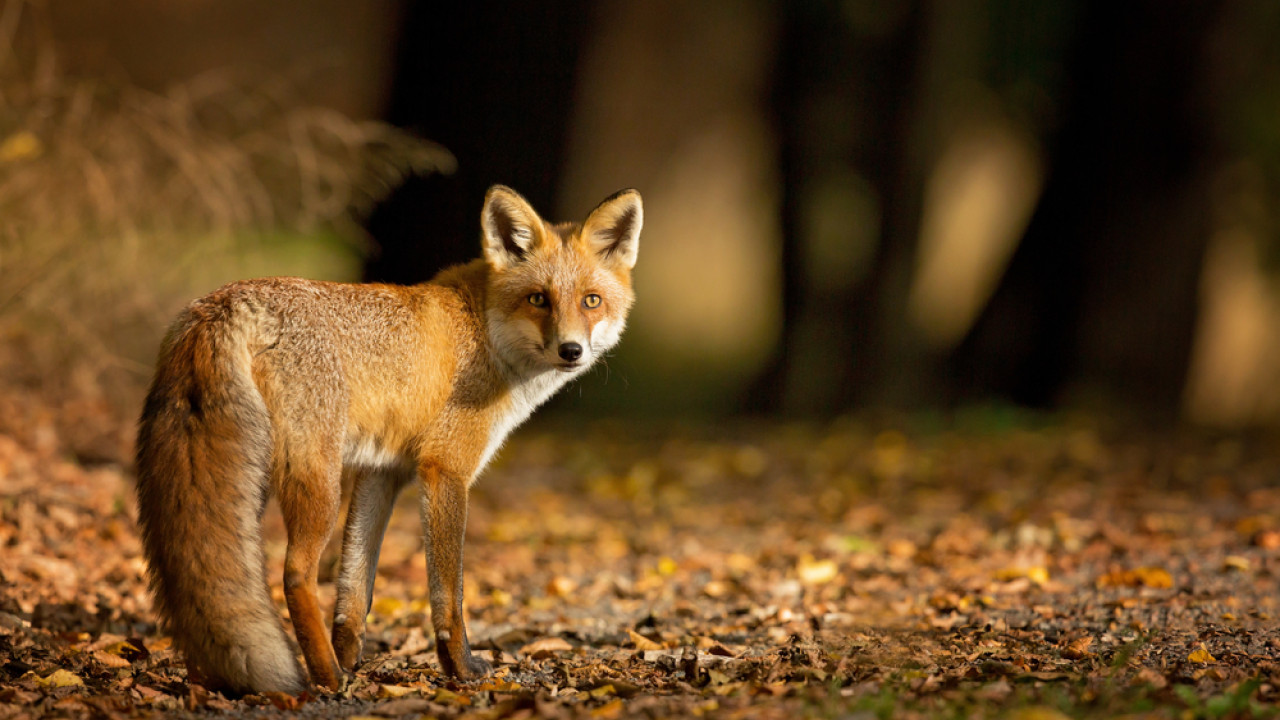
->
135, 306, 304, 695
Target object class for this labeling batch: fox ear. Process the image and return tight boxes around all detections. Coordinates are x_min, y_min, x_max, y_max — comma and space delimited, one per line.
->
581, 189, 642, 270
481, 185, 543, 269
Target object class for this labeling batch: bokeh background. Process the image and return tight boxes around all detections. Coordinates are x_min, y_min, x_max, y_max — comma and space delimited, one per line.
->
3, 0, 1280, 461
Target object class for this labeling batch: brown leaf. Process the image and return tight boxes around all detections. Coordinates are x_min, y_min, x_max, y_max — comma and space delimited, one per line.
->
519, 636, 574, 659
1096, 566, 1173, 589
628, 630, 663, 651
377, 684, 417, 699
547, 576, 578, 597
1062, 636, 1094, 660
369, 698, 435, 716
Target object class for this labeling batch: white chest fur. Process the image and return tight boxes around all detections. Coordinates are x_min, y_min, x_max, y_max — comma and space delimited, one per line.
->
476, 369, 577, 475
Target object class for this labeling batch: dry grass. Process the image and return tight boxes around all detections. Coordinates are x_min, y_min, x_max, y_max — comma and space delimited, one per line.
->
0, 2, 453, 459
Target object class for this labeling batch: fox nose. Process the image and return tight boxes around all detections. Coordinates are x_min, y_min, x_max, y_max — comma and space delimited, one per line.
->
558, 342, 583, 362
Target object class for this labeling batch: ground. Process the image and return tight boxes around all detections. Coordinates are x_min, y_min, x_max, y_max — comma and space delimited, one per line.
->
1, 409, 1278, 719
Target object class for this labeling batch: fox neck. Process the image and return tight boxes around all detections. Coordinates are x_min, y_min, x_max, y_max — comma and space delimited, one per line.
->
474, 315, 586, 474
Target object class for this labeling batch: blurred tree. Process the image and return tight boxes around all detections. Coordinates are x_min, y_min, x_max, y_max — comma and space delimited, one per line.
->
363, 2, 590, 284
751, 1, 933, 415
953, 0, 1226, 417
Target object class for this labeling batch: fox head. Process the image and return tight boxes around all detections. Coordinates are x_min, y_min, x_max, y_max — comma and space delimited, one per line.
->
480, 185, 642, 377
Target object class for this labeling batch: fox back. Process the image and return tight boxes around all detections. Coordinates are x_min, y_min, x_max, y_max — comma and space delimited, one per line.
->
135, 186, 641, 694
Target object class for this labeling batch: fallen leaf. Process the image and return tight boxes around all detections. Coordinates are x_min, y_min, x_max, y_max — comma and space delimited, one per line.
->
378, 684, 417, 699
1005, 707, 1072, 720
371, 596, 405, 618
547, 576, 578, 596
591, 698, 625, 719
1187, 644, 1215, 664
370, 698, 434, 716
1097, 566, 1173, 589
520, 636, 574, 659
702, 580, 730, 598
91, 650, 132, 669
433, 688, 471, 706
797, 555, 839, 585
37, 669, 83, 689
1062, 636, 1094, 660
1223, 555, 1250, 572
628, 630, 663, 651
995, 565, 1050, 585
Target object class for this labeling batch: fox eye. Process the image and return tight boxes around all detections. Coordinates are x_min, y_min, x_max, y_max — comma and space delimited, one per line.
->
583, 294, 602, 309
528, 292, 548, 308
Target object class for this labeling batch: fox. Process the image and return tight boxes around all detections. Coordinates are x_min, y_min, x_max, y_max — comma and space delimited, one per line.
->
134, 185, 641, 695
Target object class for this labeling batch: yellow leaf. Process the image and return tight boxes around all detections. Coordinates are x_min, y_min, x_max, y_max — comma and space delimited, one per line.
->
589, 683, 616, 698
995, 566, 1050, 585
432, 688, 471, 705
657, 557, 678, 576
378, 684, 417, 698
475, 679, 523, 692
1005, 707, 1072, 720
591, 699, 624, 719
628, 630, 663, 651
371, 596, 405, 618
1097, 566, 1172, 589
1188, 644, 1215, 664
103, 639, 142, 657
1223, 555, 1250, 572
0, 131, 41, 162
797, 555, 839, 585
1134, 566, 1173, 588
38, 669, 84, 689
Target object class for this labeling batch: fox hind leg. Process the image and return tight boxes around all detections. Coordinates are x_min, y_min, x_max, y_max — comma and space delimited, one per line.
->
332, 466, 410, 671
278, 457, 344, 691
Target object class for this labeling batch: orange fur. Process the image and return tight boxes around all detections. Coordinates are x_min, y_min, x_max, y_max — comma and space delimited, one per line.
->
135, 186, 641, 694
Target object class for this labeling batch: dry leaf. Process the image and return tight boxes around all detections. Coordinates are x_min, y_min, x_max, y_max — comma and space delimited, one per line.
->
432, 688, 471, 706
797, 555, 839, 585
371, 596, 405, 618
377, 684, 417, 699
1187, 644, 1215, 664
1097, 566, 1173, 589
547, 576, 578, 596
1062, 636, 1094, 659
995, 565, 1050, 585
1223, 555, 1250, 572
591, 699, 625, 719
628, 630, 663, 651
520, 636, 574, 659
37, 669, 84, 689
1005, 707, 1072, 720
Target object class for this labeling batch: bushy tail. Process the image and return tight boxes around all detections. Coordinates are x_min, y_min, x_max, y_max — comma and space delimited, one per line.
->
135, 308, 304, 695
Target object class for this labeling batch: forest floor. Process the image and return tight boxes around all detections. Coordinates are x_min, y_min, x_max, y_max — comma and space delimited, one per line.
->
1, 403, 1279, 719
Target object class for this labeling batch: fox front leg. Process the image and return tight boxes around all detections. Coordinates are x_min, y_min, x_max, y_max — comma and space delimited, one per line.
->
419, 465, 492, 679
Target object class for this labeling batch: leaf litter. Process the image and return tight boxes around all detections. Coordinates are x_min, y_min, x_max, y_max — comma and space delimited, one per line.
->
1, 410, 1279, 718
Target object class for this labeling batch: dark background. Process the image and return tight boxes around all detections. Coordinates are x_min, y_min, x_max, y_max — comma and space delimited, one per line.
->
9, 0, 1280, 428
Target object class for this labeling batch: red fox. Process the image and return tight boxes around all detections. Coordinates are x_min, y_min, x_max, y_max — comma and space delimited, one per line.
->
135, 186, 641, 695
